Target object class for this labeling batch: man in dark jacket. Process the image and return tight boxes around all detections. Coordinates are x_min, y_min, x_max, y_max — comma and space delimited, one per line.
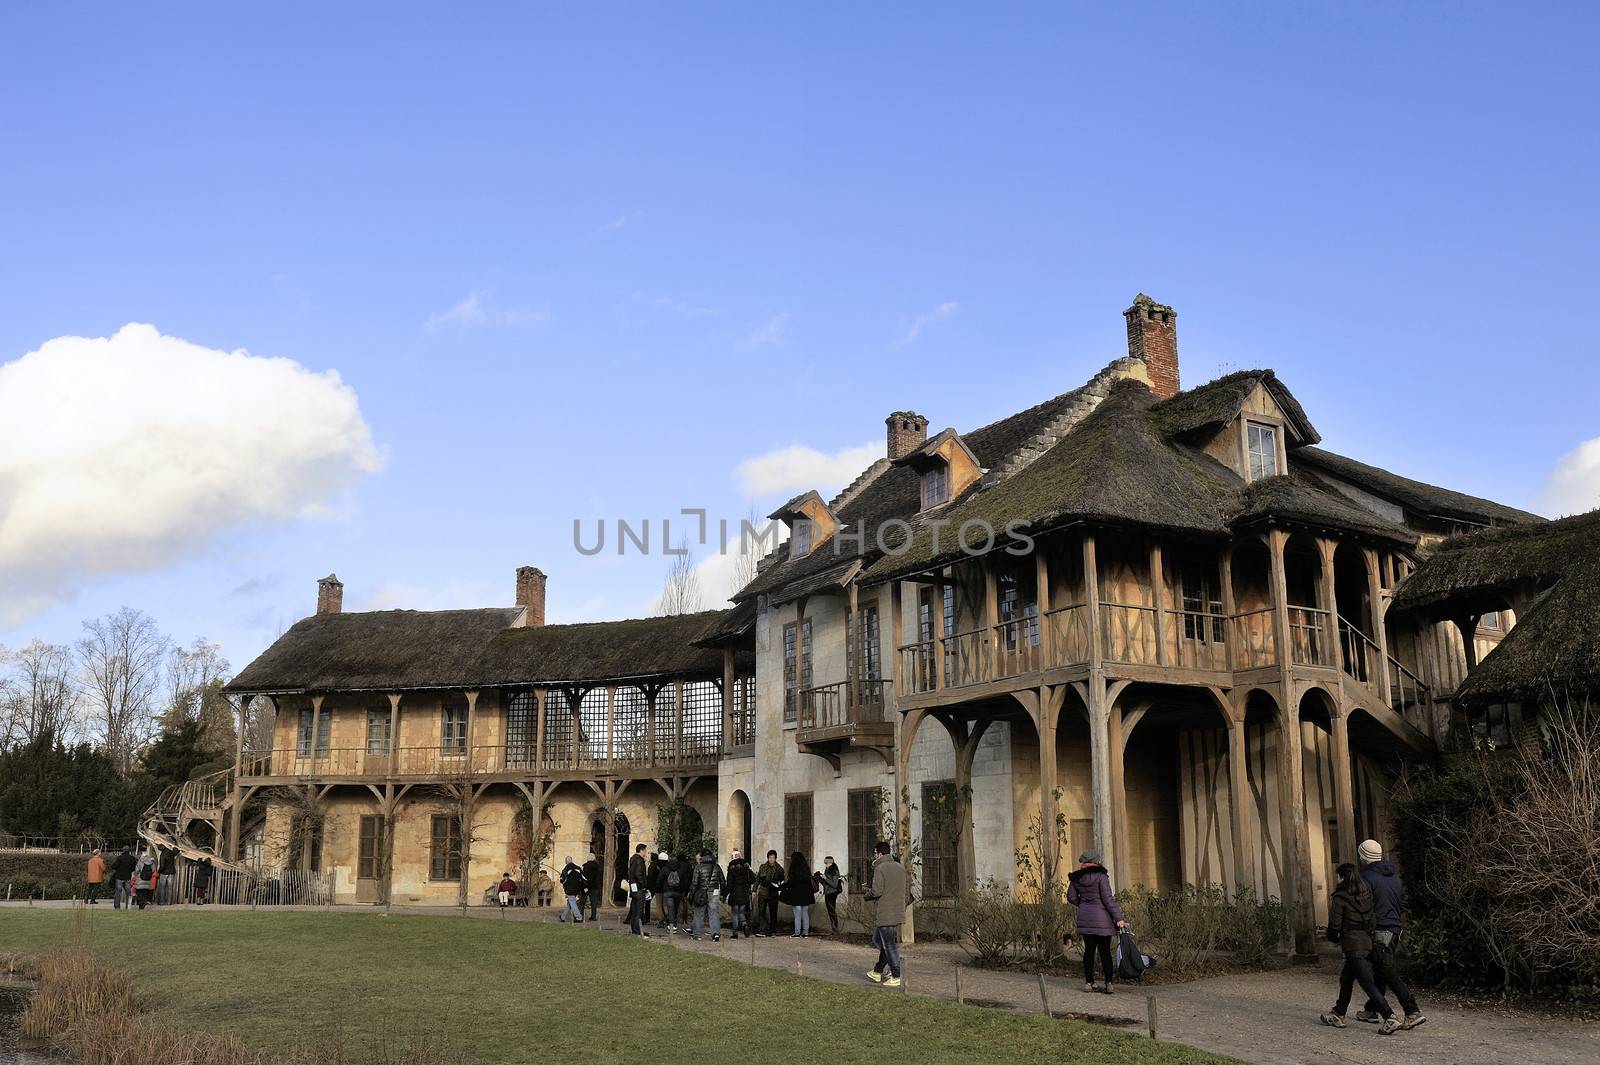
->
559, 856, 586, 923
1322, 862, 1400, 1034
661, 852, 691, 932
111, 847, 136, 910
1357, 840, 1426, 1030
725, 851, 753, 939
688, 849, 726, 942
626, 843, 651, 936
157, 846, 177, 905
646, 851, 666, 925
581, 853, 602, 921
755, 849, 784, 937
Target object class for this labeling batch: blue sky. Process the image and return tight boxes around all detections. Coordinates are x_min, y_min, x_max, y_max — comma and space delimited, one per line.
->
2, 2, 1596, 674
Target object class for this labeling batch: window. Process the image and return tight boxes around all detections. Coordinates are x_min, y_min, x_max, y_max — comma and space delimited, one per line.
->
365, 709, 391, 754
306, 821, 324, 874
997, 569, 1039, 649
296, 708, 330, 757
847, 789, 881, 893
784, 793, 814, 860
1480, 611, 1502, 632
506, 691, 535, 768
921, 462, 950, 509
1180, 567, 1225, 642
429, 814, 462, 881
1246, 422, 1279, 480
920, 781, 959, 898
440, 695, 468, 754
358, 815, 384, 880
782, 618, 813, 723
847, 604, 882, 703
790, 519, 813, 558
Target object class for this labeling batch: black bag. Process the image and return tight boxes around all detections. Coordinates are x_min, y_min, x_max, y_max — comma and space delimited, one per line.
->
667, 868, 682, 890
1116, 927, 1155, 981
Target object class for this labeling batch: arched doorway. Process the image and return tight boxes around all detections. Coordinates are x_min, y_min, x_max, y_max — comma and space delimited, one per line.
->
729, 789, 752, 861
611, 811, 631, 905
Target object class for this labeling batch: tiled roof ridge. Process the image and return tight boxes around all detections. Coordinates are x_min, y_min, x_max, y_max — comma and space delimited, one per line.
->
984, 356, 1145, 484
829, 457, 891, 512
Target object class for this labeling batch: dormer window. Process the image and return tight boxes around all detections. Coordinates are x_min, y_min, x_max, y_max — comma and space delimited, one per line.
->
1246, 422, 1279, 480
921, 462, 950, 509
790, 519, 813, 558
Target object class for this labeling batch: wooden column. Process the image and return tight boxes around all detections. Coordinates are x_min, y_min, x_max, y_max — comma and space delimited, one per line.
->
1086, 682, 1115, 885
721, 649, 735, 754
932, 574, 947, 692
1107, 703, 1130, 876
894, 708, 926, 943
1035, 542, 1052, 665
847, 582, 860, 710
1363, 548, 1392, 705
465, 690, 479, 771
308, 694, 325, 764
1034, 688, 1061, 887
1266, 530, 1291, 670
1330, 707, 1357, 865
954, 726, 983, 892
1226, 714, 1254, 896
1452, 615, 1481, 672
1267, 528, 1314, 953
1083, 533, 1103, 669
1220, 547, 1237, 669
534, 688, 547, 771
1316, 539, 1339, 670
983, 560, 1000, 676
675, 679, 685, 767
1150, 540, 1169, 666
890, 580, 905, 696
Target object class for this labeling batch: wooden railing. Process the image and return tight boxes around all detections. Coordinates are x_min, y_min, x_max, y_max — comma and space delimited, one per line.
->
1101, 602, 1158, 665
239, 740, 719, 779
1287, 606, 1333, 668
1338, 616, 1378, 685
798, 679, 891, 732
1386, 656, 1432, 733
1230, 607, 1276, 670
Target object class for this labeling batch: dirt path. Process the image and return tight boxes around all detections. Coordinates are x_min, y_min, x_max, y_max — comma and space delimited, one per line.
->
10, 900, 1598, 1065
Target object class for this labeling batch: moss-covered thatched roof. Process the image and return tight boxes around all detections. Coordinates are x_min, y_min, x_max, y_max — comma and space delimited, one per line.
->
1298, 446, 1541, 527
1150, 369, 1320, 444
1394, 510, 1600, 706
226, 608, 751, 694
1232, 466, 1416, 544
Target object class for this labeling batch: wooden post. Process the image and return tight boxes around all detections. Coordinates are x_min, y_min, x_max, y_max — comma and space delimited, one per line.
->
1150, 540, 1169, 666
1316, 539, 1339, 670
308, 694, 325, 765
1083, 533, 1103, 669
1267, 528, 1314, 953
1148, 994, 1159, 1039
1330, 706, 1357, 865
1363, 548, 1392, 707
721, 649, 735, 755
464, 690, 479, 771
387, 692, 402, 768
933, 575, 948, 692
847, 582, 860, 712
1227, 715, 1254, 896
1035, 543, 1052, 666
983, 560, 1000, 677
1107, 702, 1129, 876
1220, 547, 1237, 669
534, 688, 547, 771
1087, 680, 1115, 884
1037, 972, 1051, 1017
955, 965, 964, 1005
890, 581, 906, 696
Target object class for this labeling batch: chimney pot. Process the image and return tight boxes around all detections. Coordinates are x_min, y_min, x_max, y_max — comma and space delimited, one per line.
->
1124, 293, 1179, 400
885, 411, 929, 462
515, 566, 547, 627
316, 573, 343, 615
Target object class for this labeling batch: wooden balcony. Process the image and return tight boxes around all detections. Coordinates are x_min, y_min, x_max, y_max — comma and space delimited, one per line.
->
238, 740, 721, 786
795, 679, 895, 769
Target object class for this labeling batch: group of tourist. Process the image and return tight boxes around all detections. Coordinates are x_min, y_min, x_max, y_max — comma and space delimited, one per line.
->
84, 846, 215, 909
1066, 838, 1426, 1036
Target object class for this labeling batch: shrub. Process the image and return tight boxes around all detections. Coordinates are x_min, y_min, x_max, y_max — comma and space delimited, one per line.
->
952, 880, 1026, 967
0, 852, 86, 900
1117, 884, 1283, 976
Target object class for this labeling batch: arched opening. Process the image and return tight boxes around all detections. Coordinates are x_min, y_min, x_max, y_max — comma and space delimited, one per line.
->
1345, 707, 1401, 853
1231, 539, 1275, 668
728, 789, 752, 861
1284, 533, 1330, 668
611, 811, 631, 905
1333, 543, 1375, 683
1239, 689, 1283, 900
1298, 686, 1340, 924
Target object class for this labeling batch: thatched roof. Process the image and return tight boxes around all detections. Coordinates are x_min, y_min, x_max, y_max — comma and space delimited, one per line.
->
1231, 466, 1416, 544
226, 608, 751, 694
1394, 510, 1600, 706
1298, 446, 1540, 527
1150, 369, 1320, 445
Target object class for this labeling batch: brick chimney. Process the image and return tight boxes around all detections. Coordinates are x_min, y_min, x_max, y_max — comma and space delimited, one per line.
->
886, 411, 929, 462
515, 566, 547, 627
1124, 294, 1179, 400
316, 573, 343, 615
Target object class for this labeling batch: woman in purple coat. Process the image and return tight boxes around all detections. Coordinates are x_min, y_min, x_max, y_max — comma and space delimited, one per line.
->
1066, 848, 1125, 993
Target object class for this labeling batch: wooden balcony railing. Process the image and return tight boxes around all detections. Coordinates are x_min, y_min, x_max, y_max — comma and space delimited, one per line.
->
1230, 607, 1276, 670
798, 679, 891, 732
1287, 606, 1334, 668
240, 739, 719, 780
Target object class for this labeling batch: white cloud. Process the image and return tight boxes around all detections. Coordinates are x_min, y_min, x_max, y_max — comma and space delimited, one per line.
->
735, 441, 883, 498
744, 312, 790, 348
621, 292, 721, 320
891, 300, 959, 347
0, 324, 383, 625
1538, 437, 1600, 516
424, 290, 549, 332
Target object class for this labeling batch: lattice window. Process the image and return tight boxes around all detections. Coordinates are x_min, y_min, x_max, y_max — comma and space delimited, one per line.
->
652, 684, 678, 762
784, 793, 814, 861
506, 690, 536, 768
429, 814, 461, 881
365, 709, 391, 754
440, 693, 468, 755
542, 688, 573, 768
920, 781, 959, 898
296, 708, 330, 757
680, 680, 722, 764
732, 675, 755, 746
847, 788, 880, 893
576, 687, 609, 768
613, 686, 648, 766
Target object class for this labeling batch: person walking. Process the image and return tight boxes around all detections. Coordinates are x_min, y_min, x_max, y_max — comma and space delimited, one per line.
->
1321, 862, 1402, 1034
688, 848, 726, 942
725, 850, 753, 940
581, 853, 602, 921
646, 850, 667, 926
1357, 840, 1426, 1030
193, 857, 213, 905
817, 856, 844, 934
497, 871, 517, 907
133, 855, 156, 910
661, 851, 689, 933
863, 842, 905, 987
558, 856, 587, 923
111, 847, 136, 911
1066, 848, 1124, 994
85, 848, 107, 905
157, 846, 177, 905
781, 851, 816, 937
755, 849, 784, 937
626, 843, 651, 936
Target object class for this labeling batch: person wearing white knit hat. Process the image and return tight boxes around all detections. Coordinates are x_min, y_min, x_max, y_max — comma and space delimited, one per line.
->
1355, 839, 1426, 1031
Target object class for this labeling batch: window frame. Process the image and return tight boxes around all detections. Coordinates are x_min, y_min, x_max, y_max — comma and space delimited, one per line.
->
921, 461, 950, 510
920, 780, 959, 899
365, 709, 391, 754
783, 792, 814, 861
1244, 419, 1281, 481
428, 814, 462, 881
782, 617, 813, 724
847, 788, 881, 893
296, 708, 331, 758
440, 696, 468, 755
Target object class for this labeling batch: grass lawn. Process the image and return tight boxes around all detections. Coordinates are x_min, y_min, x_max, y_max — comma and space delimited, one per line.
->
0, 909, 1241, 1065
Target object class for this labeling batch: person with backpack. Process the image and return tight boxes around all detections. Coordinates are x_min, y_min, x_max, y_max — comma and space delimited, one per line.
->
111, 847, 136, 910
581, 853, 602, 921
558, 856, 587, 923
133, 855, 156, 910
661, 851, 689, 932
725, 850, 753, 940
863, 841, 906, 988
1066, 848, 1124, 994
1356, 840, 1426, 1031
755, 849, 785, 937
1321, 862, 1402, 1035
626, 843, 651, 936
688, 848, 726, 941
781, 851, 816, 938
816, 856, 844, 934
193, 857, 213, 904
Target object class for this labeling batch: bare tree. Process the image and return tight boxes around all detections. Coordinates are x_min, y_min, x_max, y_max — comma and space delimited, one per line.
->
242, 694, 276, 756
163, 638, 235, 753
656, 538, 703, 616
1, 640, 79, 747
76, 607, 170, 772
728, 505, 761, 598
